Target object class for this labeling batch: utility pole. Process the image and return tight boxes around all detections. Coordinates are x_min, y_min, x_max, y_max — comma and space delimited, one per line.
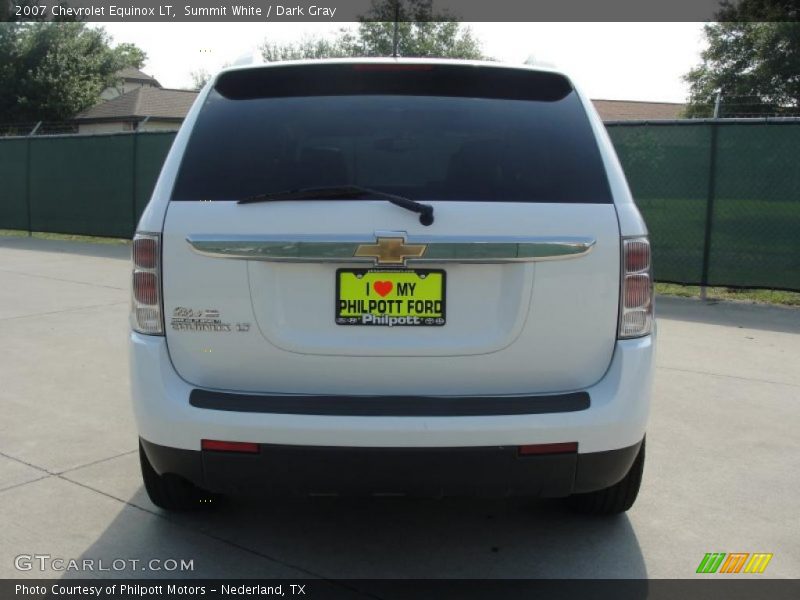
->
392, 1, 400, 57
25, 122, 42, 237
700, 91, 722, 302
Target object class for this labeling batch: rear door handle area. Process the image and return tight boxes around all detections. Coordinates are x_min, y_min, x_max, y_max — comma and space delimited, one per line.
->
185, 234, 596, 265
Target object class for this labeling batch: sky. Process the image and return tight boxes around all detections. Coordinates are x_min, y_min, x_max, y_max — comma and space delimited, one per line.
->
100, 22, 707, 103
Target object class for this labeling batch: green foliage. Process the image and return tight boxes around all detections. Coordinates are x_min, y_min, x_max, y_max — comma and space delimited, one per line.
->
260, 0, 485, 62
355, 21, 484, 59
261, 32, 357, 61
114, 43, 147, 69
0, 22, 148, 124
684, 1, 799, 117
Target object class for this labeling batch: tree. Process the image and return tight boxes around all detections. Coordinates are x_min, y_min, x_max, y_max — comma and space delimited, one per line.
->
260, 0, 485, 62
115, 43, 147, 69
261, 34, 356, 61
684, 0, 799, 117
189, 68, 211, 90
188, 61, 232, 90
0, 22, 147, 124
352, 20, 484, 59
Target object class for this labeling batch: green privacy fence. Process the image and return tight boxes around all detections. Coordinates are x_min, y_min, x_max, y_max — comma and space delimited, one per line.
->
0, 131, 175, 238
1, 122, 799, 291
606, 120, 800, 291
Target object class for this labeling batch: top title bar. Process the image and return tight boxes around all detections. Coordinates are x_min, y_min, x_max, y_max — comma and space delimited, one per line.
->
3, 0, 798, 23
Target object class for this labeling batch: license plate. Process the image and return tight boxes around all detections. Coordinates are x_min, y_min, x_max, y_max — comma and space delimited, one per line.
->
336, 269, 446, 326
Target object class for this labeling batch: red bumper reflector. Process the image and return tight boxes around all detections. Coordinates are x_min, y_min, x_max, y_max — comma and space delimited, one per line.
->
518, 442, 578, 456
201, 439, 260, 453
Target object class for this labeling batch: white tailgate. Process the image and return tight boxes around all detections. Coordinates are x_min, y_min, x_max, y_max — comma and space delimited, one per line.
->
162, 200, 619, 395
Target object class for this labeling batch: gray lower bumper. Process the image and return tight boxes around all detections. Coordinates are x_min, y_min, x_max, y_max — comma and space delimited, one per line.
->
141, 439, 642, 498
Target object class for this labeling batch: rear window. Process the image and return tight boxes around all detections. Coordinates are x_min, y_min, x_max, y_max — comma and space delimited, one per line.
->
171, 64, 612, 203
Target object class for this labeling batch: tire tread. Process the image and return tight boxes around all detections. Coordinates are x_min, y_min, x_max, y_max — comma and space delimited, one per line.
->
139, 442, 215, 510
567, 439, 645, 516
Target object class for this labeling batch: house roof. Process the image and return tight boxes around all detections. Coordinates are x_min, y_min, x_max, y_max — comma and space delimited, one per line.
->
117, 67, 161, 87
591, 99, 685, 121
76, 86, 684, 124
76, 87, 198, 122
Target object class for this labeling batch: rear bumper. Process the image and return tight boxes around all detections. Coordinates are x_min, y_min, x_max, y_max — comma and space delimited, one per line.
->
188, 388, 590, 416
141, 437, 643, 497
130, 333, 654, 454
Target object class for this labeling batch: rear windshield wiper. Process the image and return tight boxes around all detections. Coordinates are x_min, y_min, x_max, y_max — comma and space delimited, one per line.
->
238, 185, 434, 226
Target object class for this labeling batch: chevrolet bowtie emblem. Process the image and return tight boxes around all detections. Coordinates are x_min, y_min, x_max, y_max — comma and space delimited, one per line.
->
354, 237, 427, 266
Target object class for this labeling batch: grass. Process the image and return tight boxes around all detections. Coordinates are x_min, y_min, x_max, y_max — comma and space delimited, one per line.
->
0, 229, 129, 245
656, 283, 800, 307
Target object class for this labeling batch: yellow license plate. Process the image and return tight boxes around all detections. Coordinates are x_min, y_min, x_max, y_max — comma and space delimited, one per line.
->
336, 269, 446, 326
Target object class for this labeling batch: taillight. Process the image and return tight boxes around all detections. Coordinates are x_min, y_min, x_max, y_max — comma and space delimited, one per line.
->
619, 237, 653, 339
132, 236, 157, 269
131, 232, 163, 335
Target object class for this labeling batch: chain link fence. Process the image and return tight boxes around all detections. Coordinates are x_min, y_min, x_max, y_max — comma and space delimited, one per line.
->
685, 96, 800, 119
606, 119, 800, 292
0, 130, 175, 238
1, 120, 798, 291
0, 121, 80, 137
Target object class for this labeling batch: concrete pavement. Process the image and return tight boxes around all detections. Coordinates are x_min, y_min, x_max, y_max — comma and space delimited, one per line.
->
0, 235, 797, 579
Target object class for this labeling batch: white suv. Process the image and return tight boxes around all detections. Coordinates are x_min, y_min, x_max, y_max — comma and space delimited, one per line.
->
130, 59, 655, 514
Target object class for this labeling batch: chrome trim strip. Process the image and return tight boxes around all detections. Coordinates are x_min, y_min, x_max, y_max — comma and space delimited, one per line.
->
186, 234, 595, 263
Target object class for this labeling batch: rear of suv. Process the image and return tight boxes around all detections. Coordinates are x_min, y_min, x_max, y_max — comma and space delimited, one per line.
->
130, 59, 655, 514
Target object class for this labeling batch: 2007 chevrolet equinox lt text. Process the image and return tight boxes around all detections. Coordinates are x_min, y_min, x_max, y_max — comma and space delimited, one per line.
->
130, 59, 655, 514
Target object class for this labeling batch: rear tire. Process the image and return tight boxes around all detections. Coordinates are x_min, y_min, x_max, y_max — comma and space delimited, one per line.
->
139, 442, 216, 510
567, 439, 645, 516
